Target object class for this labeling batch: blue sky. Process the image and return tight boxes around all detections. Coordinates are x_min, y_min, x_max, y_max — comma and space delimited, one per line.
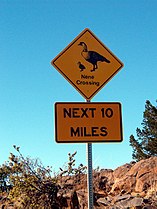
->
0, 0, 157, 170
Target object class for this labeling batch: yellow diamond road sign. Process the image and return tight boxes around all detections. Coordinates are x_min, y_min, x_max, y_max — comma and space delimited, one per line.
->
51, 28, 123, 100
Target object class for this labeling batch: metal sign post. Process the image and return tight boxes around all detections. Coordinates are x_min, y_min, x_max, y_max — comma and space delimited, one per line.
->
51, 28, 124, 209
86, 99, 93, 209
87, 142, 93, 209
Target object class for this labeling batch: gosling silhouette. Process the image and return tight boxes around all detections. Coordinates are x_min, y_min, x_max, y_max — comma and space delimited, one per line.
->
78, 42, 110, 72
77, 61, 86, 72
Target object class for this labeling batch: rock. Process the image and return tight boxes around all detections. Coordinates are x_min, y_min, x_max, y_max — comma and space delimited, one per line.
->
110, 157, 157, 196
70, 191, 80, 209
77, 189, 88, 209
115, 197, 143, 208
114, 163, 132, 179
114, 194, 131, 202
97, 196, 112, 206
98, 169, 114, 193
129, 197, 143, 206
134, 157, 157, 194
131, 191, 146, 197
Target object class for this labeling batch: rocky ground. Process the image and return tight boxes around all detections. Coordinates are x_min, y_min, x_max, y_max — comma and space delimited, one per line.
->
0, 156, 157, 208
57, 156, 157, 208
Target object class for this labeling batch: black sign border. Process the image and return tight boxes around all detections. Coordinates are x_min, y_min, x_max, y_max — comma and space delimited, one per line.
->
51, 28, 123, 100
55, 102, 123, 143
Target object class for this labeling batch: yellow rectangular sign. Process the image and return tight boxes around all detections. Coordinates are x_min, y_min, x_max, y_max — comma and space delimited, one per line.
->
55, 102, 123, 143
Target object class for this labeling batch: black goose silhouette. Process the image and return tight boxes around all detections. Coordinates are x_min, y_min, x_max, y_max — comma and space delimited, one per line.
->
78, 42, 110, 72
77, 61, 86, 72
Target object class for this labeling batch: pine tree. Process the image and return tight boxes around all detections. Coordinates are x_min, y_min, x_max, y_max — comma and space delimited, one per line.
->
129, 100, 157, 161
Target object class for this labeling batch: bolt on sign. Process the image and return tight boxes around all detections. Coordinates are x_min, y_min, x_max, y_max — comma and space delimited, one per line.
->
55, 102, 123, 143
51, 28, 123, 100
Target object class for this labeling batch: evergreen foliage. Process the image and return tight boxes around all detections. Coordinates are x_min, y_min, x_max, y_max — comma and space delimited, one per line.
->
130, 100, 157, 161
